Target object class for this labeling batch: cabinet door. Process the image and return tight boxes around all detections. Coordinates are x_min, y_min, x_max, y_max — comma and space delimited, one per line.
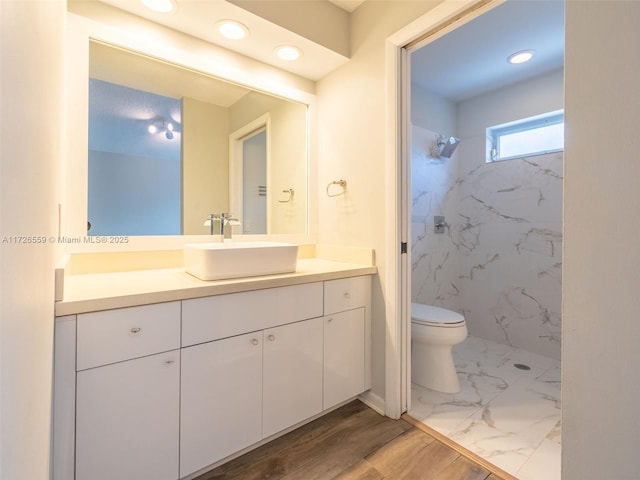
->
323, 308, 366, 409
180, 332, 263, 477
263, 318, 323, 438
76, 351, 180, 480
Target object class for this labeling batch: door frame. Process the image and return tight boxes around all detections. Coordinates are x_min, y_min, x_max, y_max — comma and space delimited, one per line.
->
383, 0, 505, 419
229, 114, 271, 232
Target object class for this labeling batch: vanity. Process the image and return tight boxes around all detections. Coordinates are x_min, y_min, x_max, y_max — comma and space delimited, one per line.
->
53, 250, 376, 480
55, 6, 370, 479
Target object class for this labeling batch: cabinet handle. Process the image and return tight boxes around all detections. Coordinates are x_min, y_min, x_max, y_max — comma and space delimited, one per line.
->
343, 291, 351, 299
251, 338, 259, 346
130, 327, 141, 334
267, 334, 275, 342
327, 318, 333, 323
164, 359, 175, 365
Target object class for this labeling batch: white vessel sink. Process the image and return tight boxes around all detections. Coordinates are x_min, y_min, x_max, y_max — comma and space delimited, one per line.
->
184, 242, 299, 281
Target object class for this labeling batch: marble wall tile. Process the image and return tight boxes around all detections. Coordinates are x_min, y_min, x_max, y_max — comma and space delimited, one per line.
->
411, 125, 562, 359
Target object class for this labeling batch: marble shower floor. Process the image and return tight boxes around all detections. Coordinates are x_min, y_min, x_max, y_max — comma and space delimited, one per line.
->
408, 336, 561, 480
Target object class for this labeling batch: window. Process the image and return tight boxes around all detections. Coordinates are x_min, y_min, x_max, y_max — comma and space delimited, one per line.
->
487, 110, 564, 162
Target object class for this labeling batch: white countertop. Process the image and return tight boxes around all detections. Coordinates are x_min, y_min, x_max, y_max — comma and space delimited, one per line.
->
55, 258, 377, 316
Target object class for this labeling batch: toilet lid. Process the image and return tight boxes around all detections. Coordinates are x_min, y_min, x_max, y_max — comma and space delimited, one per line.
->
411, 303, 465, 326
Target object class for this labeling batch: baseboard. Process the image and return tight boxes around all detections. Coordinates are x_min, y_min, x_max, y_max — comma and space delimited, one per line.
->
358, 390, 385, 416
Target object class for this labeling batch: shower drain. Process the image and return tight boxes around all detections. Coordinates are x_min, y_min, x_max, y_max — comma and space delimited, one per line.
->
514, 363, 531, 371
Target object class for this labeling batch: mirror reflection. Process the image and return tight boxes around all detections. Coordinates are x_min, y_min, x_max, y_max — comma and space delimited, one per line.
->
88, 41, 308, 236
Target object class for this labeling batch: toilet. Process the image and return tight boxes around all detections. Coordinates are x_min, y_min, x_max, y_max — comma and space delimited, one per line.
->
411, 303, 467, 393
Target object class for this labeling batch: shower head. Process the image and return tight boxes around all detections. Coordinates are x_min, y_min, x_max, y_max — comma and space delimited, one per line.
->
434, 134, 460, 158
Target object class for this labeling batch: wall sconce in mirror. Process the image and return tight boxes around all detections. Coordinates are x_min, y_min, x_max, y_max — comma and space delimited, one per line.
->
430, 134, 460, 159
148, 118, 180, 140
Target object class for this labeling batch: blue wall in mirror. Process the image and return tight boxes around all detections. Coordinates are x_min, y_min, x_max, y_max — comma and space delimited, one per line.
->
88, 79, 181, 235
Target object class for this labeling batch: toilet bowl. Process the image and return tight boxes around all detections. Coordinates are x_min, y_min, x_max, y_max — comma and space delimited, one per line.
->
411, 303, 467, 393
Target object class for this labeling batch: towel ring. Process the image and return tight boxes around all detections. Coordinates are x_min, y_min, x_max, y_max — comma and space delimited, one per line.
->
326, 179, 347, 197
278, 188, 295, 203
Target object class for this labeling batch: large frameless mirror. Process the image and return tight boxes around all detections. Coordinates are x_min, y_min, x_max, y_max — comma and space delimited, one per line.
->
87, 41, 309, 236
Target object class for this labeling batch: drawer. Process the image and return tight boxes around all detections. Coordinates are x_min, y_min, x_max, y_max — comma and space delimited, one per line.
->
324, 276, 371, 315
77, 302, 181, 371
182, 282, 323, 346
182, 289, 275, 347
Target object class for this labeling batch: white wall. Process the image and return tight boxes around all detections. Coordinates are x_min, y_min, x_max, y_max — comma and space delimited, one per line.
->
411, 83, 457, 136
267, 101, 308, 234
182, 97, 229, 235
562, 2, 640, 479
316, 0, 443, 407
457, 69, 564, 137
229, 93, 308, 235
0, 2, 65, 478
88, 150, 181, 235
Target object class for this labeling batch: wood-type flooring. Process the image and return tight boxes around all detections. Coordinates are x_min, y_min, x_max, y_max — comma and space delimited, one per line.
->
194, 400, 515, 480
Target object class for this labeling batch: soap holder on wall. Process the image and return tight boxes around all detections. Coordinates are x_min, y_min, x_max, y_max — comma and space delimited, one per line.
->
326, 179, 347, 197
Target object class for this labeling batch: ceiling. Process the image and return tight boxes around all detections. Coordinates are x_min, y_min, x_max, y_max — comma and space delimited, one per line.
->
84, 0, 562, 102
89, 78, 183, 161
411, 0, 565, 102
88, 40, 293, 160
88, 40, 252, 160
328, 0, 366, 13
91, 0, 353, 81
90, 41, 251, 108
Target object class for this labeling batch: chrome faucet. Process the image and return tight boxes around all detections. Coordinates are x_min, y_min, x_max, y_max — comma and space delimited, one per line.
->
204, 213, 239, 238
220, 213, 238, 240
205, 214, 219, 235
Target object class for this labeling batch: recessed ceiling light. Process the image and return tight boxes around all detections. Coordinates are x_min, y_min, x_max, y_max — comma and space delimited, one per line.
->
216, 20, 249, 40
507, 50, 535, 64
141, 0, 175, 13
276, 45, 302, 61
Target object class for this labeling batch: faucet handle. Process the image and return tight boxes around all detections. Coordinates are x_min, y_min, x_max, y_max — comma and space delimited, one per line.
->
221, 213, 238, 222
204, 213, 223, 234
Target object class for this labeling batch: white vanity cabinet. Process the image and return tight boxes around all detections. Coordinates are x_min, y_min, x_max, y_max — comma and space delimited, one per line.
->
73, 302, 181, 480
179, 283, 324, 475
76, 350, 180, 480
180, 313, 325, 476
180, 332, 263, 477
54, 274, 372, 480
323, 276, 371, 409
262, 317, 324, 437
323, 308, 366, 409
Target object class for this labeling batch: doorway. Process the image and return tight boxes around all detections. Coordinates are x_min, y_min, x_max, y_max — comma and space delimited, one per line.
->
241, 128, 267, 234
230, 114, 270, 234
387, 1, 564, 478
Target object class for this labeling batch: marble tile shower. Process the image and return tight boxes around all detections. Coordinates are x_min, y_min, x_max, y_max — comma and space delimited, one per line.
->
411, 125, 563, 359
409, 336, 561, 480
